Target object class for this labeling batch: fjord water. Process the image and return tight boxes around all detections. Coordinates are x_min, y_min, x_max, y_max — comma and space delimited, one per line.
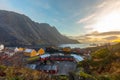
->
59, 43, 92, 48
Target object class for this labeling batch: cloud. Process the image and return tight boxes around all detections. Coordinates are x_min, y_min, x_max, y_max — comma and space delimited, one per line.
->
97, 1, 107, 8
103, 36, 118, 40
77, 14, 95, 24
97, 31, 120, 36
77, 0, 120, 33
72, 31, 120, 43
85, 31, 120, 36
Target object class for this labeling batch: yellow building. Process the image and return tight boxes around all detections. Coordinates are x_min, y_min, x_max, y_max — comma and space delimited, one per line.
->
18, 47, 24, 52
24, 49, 37, 57
63, 47, 71, 53
38, 48, 45, 55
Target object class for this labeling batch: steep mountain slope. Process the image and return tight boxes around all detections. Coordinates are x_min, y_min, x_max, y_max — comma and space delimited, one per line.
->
0, 10, 78, 46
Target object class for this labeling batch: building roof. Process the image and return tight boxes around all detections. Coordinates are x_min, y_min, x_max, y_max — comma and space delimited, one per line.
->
27, 64, 36, 69
71, 54, 83, 62
51, 53, 64, 56
50, 55, 74, 58
36, 64, 57, 70
24, 49, 34, 53
40, 54, 50, 58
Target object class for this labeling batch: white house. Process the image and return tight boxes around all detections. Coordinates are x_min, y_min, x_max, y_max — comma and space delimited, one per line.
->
14, 47, 19, 53
0, 44, 4, 51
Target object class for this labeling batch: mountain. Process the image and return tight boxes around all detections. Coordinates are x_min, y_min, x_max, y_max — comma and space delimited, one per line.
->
0, 10, 78, 46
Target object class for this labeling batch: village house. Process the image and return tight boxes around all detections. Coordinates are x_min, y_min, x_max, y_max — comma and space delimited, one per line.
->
0, 44, 4, 52
4, 48, 16, 57
38, 48, 45, 55
14, 47, 19, 53
18, 47, 24, 52
14, 47, 24, 53
63, 47, 71, 53
24, 49, 37, 57
36, 64, 58, 74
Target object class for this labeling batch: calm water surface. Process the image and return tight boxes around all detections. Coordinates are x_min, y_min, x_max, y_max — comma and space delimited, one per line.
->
59, 43, 93, 48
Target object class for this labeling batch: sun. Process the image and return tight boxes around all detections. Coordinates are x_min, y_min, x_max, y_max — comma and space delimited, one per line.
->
93, 11, 120, 32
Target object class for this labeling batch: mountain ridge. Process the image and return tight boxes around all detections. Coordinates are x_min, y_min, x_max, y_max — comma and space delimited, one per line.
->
0, 10, 78, 46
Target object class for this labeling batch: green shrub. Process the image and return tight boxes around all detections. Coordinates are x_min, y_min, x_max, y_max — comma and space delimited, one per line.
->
92, 48, 110, 59
0, 65, 7, 70
76, 71, 97, 80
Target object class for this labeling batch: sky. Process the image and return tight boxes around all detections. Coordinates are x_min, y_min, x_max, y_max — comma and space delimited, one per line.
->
0, 0, 120, 36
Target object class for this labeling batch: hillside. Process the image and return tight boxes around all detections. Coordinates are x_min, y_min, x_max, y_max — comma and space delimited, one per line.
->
0, 10, 78, 46
74, 43, 120, 80
0, 65, 54, 80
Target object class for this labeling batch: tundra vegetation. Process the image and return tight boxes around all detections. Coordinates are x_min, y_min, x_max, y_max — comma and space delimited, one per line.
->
0, 43, 120, 80
71, 43, 120, 80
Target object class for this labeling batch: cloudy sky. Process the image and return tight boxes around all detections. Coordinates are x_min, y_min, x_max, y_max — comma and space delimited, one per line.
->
0, 0, 120, 36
